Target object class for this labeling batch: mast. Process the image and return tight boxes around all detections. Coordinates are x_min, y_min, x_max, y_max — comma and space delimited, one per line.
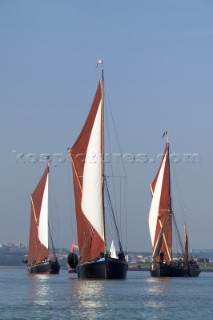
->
100, 60, 107, 251
167, 136, 173, 261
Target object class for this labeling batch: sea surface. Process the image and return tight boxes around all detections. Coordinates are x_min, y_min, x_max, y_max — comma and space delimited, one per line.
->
0, 267, 212, 320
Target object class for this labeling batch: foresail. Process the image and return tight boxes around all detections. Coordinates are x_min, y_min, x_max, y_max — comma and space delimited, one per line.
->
69, 81, 105, 261
149, 156, 166, 247
148, 143, 172, 263
38, 173, 48, 249
81, 100, 104, 241
28, 166, 49, 264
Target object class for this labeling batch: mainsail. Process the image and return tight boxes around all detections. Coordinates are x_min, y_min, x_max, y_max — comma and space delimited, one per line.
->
68, 81, 105, 262
149, 143, 172, 263
28, 165, 49, 264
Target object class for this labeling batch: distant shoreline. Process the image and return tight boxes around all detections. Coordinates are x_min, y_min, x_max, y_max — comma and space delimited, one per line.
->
0, 266, 25, 269
128, 267, 213, 272
0, 266, 212, 272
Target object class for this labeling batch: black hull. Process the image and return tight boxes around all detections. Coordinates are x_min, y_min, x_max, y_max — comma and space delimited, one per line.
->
28, 259, 60, 274
77, 257, 128, 279
150, 262, 201, 277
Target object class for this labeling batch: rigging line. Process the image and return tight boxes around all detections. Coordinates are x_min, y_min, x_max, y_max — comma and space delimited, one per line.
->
118, 175, 127, 247
173, 225, 180, 255
104, 81, 128, 247
105, 216, 118, 249
170, 148, 187, 225
66, 159, 76, 243
48, 223, 56, 259
105, 179, 121, 244
48, 167, 60, 246
105, 97, 119, 222
104, 82, 127, 177
104, 174, 126, 244
105, 177, 124, 252
104, 185, 120, 246
172, 214, 184, 255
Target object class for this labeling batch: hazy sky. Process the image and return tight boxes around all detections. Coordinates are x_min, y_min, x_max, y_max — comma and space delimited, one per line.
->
1, 0, 213, 252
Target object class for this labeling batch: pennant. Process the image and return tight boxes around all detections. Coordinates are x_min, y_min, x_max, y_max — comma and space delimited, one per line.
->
162, 131, 168, 138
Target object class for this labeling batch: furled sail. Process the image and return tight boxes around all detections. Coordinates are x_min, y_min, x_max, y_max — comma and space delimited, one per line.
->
149, 143, 172, 263
110, 240, 117, 259
184, 224, 189, 264
28, 166, 49, 264
69, 81, 105, 262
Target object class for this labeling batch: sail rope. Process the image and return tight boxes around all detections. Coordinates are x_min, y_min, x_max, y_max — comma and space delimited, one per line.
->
48, 168, 60, 255
170, 153, 187, 226
65, 159, 77, 250
172, 212, 184, 256
104, 177, 124, 253
48, 223, 57, 260
104, 82, 128, 252
105, 98, 119, 228
170, 146, 189, 257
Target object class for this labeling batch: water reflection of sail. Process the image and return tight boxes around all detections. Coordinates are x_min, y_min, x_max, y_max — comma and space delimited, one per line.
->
69, 280, 106, 315
28, 275, 50, 306
146, 277, 172, 313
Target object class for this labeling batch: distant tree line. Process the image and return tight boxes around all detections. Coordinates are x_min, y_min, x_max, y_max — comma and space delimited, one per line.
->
0, 251, 24, 266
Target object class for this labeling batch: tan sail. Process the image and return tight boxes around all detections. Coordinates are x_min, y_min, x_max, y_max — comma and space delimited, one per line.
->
149, 143, 172, 263
68, 81, 105, 262
28, 165, 49, 264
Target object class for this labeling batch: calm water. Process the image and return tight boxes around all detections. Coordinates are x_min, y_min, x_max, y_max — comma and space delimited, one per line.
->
0, 268, 212, 319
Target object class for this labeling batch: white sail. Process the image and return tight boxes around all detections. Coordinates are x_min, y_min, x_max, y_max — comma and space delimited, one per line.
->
38, 173, 49, 249
110, 240, 117, 258
148, 152, 167, 247
81, 100, 105, 241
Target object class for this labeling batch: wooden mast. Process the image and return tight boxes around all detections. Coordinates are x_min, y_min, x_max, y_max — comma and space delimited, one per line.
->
100, 61, 107, 252
167, 134, 173, 262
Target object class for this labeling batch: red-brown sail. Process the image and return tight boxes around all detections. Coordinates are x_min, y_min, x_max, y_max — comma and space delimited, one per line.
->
68, 81, 105, 262
149, 143, 172, 263
28, 166, 49, 264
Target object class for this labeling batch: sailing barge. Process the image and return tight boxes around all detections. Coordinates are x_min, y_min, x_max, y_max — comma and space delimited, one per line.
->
26, 165, 60, 274
68, 61, 128, 279
149, 134, 200, 277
